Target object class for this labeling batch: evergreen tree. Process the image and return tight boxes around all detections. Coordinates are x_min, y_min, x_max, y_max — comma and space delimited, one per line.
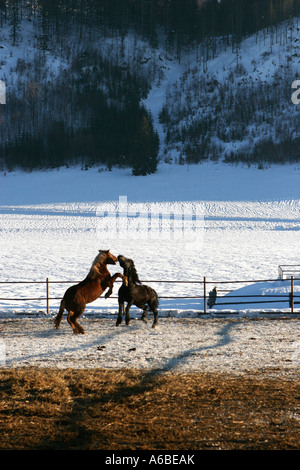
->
131, 108, 159, 176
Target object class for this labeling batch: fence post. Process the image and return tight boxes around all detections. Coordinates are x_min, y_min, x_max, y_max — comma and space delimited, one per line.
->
291, 276, 294, 314
204, 276, 206, 314
46, 278, 49, 314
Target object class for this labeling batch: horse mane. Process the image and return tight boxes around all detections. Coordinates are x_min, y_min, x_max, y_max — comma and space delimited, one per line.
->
127, 261, 141, 285
88, 251, 107, 279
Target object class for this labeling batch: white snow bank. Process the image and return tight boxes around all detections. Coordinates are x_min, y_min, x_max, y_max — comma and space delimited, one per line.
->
1, 162, 300, 205
210, 278, 300, 313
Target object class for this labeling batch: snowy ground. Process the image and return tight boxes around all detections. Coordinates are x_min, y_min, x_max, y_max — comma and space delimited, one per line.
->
0, 317, 299, 379
0, 163, 300, 374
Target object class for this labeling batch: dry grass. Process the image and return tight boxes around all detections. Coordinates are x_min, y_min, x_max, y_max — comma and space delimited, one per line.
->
0, 367, 299, 450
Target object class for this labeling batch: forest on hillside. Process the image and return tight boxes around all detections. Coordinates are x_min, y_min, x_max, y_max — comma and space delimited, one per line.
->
0, 0, 299, 174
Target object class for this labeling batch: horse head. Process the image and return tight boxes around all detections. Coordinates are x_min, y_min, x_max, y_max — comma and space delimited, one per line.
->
118, 255, 141, 284
118, 254, 132, 269
101, 249, 118, 265
88, 250, 117, 279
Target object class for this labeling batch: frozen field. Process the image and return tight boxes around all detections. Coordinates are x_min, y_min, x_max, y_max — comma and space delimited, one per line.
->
0, 199, 300, 313
0, 317, 299, 379
0, 163, 299, 373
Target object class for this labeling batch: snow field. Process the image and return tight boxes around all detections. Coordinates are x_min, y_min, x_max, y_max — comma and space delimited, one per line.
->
1, 162, 300, 315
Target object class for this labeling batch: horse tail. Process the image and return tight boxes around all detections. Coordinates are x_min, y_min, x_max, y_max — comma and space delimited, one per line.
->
54, 298, 65, 329
152, 288, 159, 306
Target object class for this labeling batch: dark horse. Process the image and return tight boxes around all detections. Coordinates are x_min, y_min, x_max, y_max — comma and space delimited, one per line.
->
116, 255, 158, 328
55, 250, 127, 334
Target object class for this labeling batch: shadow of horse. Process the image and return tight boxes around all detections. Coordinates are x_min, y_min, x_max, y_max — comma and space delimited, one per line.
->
116, 255, 159, 328
55, 250, 127, 334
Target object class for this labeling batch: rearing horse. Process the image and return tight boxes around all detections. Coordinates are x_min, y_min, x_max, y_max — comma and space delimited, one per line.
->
55, 250, 127, 334
117, 255, 158, 328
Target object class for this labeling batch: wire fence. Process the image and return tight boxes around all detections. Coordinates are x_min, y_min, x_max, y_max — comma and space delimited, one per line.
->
0, 275, 299, 314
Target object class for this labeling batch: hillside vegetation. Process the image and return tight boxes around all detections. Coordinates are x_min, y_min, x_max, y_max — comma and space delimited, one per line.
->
0, 0, 299, 174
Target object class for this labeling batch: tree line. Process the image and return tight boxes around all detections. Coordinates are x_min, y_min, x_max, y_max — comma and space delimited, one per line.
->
2, 1, 299, 54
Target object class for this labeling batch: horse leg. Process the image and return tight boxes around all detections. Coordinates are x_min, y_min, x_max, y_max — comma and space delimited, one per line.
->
116, 301, 124, 326
72, 308, 85, 334
141, 306, 149, 323
148, 293, 159, 328
125, 301, 133, 326
105, 273, 127, 299
152, 308, 158, 328
67, 311, 77, 333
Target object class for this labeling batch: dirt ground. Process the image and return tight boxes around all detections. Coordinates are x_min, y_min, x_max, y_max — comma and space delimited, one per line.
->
0, 367, 299, 450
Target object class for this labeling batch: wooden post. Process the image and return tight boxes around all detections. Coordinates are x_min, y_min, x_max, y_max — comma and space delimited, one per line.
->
46, 277, 49, 314
204, 276, 206, 314
291, 276, 294, 314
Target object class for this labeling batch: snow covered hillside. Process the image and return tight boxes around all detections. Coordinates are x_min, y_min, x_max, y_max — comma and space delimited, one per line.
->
0, 10, 299, 170
153, 16, 300, 164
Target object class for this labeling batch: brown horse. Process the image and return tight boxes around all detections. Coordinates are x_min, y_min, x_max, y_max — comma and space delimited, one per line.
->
54, 250, 127, 334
